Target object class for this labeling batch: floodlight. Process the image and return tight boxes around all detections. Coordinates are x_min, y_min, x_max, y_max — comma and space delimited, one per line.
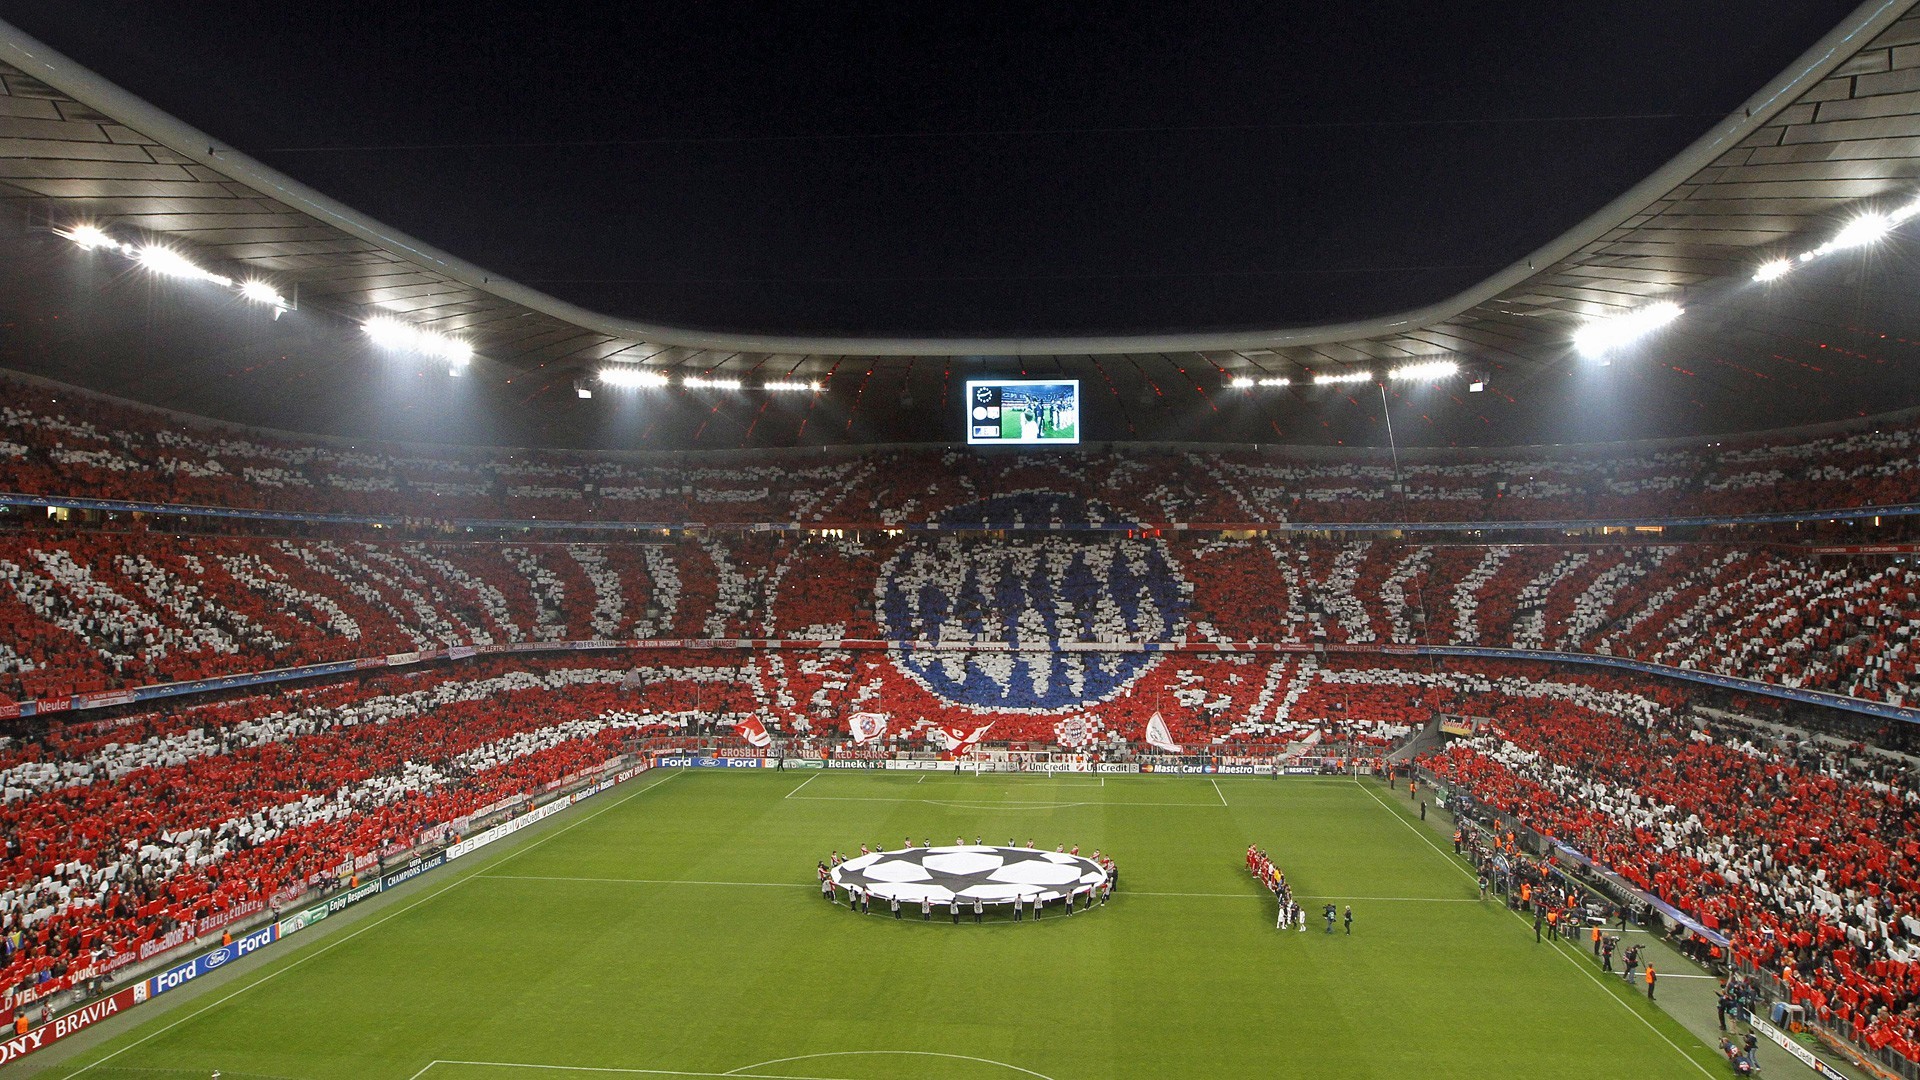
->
61, 225, 115, 250
1752, 259, 1792, 283
1573, 301, 1682, 357
1388, 359, 1460, 381
137, 245, 232, 286
685, 376, 743, 390
239, 280, 287, 307
1829, 212, 1891, 251
1312, 370, 1373, 385
1229, 377, 1255, 389
598, 367, 670, 389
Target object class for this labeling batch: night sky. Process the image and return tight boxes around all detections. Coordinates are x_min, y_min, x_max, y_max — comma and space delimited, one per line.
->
0, 0, 1868, 338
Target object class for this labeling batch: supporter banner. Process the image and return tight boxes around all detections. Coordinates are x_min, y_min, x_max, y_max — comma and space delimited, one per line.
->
1802, 544, 1920, 555
138, 925, 192, 961
72, 689, 136, 709
0, 984, 147, 1066
146, 925, 279, 997
385, 651, 423, 666
447, 645, 476, 660
380, 853, 446, 891
192, 897, 264, 939
1752, 1017, 1849, 1080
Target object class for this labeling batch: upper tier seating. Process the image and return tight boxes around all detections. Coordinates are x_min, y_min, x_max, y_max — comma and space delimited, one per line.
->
2, 378, 1915, 525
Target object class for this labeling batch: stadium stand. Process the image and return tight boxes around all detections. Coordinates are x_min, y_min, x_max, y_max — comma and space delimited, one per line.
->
2, 378, 1917, 525
1422, 695, 1920, 1059
0, 530, 1912, 712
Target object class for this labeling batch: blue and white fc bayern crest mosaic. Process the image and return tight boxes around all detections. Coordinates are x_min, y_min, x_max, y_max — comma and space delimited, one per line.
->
875, 494, 1190, 712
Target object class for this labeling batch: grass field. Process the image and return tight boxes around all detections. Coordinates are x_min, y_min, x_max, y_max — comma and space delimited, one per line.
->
24, 769, 1727, 1080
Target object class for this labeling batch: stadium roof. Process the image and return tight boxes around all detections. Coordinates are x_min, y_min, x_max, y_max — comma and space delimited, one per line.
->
2, 2, 1920, 450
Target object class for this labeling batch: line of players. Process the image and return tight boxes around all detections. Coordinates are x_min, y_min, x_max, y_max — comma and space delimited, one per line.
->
1248, 844, 1351, 934
815, 836, 1119, 922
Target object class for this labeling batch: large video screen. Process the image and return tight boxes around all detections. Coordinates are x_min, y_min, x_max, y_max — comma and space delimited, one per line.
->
965, 379, 1080, 445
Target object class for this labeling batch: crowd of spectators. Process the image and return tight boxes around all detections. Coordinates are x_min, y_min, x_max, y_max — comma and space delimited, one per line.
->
1422, 695, 1920, 1060
3, 377, 1916, 527
0, 528, 1911, 715
0, 652, 798, 1007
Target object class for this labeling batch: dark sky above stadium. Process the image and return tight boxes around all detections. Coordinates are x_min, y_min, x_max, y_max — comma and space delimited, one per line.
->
1, 0, 1870, 340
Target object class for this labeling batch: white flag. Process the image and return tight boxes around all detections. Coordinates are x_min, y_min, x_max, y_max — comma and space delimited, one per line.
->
849, 712, 889, 744
1144, 711, 1182, 753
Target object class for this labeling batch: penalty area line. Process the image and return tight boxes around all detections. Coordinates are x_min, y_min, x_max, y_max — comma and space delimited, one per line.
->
1210, 778, 1229, 806
782, 772, 820, 798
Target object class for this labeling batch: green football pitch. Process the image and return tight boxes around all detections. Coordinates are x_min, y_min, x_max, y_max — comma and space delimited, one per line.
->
26, 769, 1726, 1080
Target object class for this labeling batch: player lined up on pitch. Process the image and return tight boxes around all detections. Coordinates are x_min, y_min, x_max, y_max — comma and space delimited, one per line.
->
1248, 845, 1352, 934
815, 838, 1118, 922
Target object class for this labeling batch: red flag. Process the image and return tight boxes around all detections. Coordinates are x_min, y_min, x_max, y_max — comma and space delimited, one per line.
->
735, 716, 772, 748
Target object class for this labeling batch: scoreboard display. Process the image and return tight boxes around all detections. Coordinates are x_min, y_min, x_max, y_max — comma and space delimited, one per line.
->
965, 379, 1079, 445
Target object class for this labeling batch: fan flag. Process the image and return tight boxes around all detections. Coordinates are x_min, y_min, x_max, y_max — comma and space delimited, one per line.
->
849, 712, 889, 744
930, 721, 994, 753
735, 716, 772, 748
1145, 711, 1182, 753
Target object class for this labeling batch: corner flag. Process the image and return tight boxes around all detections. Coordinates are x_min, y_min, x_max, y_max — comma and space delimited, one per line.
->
1144, 711, 1182, 753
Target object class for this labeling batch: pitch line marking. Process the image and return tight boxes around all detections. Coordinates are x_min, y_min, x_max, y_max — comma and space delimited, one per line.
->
782, 772, 820, 798
1210, 778, 1229, 806
785, 794, 1224, 808
1353, 779, 1718, 1080
418, 1060, 868, 1079
726, 1050, 1057, 1079
486, 874, 813, 888
408, 1051, 1057, 1080
57, 769, 685, 1080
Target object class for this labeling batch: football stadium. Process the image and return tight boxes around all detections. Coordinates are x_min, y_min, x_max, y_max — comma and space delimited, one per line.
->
0, 2, 1917, 1078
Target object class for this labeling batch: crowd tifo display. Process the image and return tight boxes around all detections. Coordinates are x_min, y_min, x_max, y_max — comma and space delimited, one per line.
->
2, 377, 1917, 525
0, 530, 1911, 713
1, 374, 1919, 1064
0, 651, 1759, 1010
